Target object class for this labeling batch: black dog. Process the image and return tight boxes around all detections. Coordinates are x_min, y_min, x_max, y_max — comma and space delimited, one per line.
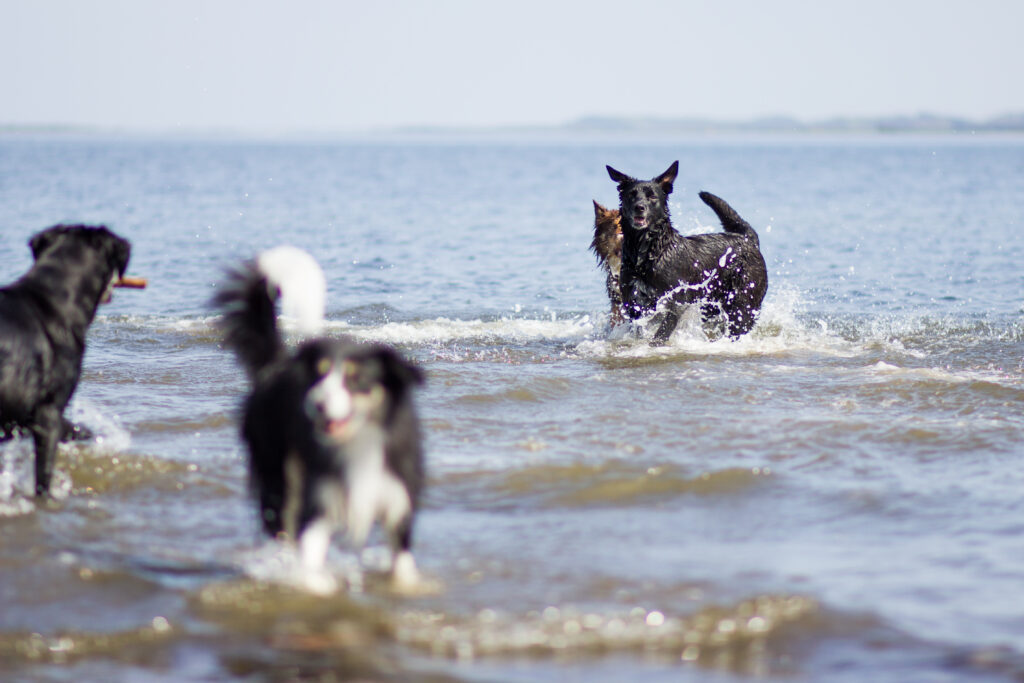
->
214, 249, 426, 590
0, 225, 132, 496
606, 161, 768, 343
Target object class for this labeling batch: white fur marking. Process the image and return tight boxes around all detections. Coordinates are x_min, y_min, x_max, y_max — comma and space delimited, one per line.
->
299, 518, 333, 570
342, 428, 412, 549
306, 367, 352, 422
391, 550, 420, 591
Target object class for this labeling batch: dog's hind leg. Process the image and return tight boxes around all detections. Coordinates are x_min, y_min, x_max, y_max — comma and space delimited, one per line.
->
726, 309, 757, 339
61, 417, 94, 443
32, 407, 62, 496
388, 514, 421, 592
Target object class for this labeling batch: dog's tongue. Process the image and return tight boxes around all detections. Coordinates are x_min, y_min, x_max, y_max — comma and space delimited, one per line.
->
325, 416, 351, 438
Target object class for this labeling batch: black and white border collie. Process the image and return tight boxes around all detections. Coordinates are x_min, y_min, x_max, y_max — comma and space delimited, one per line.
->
214, 247, 425, 590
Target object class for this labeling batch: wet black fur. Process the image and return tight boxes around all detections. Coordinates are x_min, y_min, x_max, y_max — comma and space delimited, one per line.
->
0, 225, 130, 495
606, 161, 768, 343
213, 264, 424, 552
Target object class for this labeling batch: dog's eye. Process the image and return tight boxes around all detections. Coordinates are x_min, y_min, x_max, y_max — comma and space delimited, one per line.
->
341, 360, 366, 387
316, 358, 332, 377
644, 188, 656, 199
340, 360, 356, 379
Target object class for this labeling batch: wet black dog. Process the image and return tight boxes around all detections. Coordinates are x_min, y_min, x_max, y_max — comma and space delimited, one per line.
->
606, 161, 768, 343
0, 225, 131, 495
214, 248, 426, 590
590, 200, 625, 325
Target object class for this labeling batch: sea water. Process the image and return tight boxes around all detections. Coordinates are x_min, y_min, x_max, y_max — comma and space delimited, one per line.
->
0, 133, 1022, 681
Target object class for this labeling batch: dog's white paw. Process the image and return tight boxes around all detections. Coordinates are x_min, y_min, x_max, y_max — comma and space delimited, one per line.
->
297, 568, 339, 595
389, 551, 441, 596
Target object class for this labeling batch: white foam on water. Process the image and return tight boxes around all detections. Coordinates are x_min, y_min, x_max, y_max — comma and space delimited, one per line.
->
101, 293, 1022, 374
322, 315, 599, 346
0, 398, 130, 516
574, 285, 866, 361
67, 398, 133, 453
237, 539, 367, 595
0, 453, 35, 516
0, 442, 73, 516
864, 360, 1019, 388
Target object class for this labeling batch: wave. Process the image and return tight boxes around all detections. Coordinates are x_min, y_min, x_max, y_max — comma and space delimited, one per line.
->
0, 618, 176, 666
324, 314, 597, 346
95, 293, 1023, 375
394, 593, 820, 667
431, 461, 773, 510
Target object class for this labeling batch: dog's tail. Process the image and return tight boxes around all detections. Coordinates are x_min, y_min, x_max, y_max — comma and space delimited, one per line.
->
699, 191, 760, 245
213, 246, 326, 379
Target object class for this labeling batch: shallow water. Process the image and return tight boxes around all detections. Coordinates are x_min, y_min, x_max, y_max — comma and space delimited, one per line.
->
0, 133, 1023, 681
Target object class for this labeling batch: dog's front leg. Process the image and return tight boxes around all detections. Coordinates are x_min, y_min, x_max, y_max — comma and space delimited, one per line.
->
651, 307, 681, 346
32, 407, 62, 496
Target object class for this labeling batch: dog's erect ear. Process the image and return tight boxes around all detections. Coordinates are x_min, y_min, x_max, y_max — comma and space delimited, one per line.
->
593, 200, 609, 218
655, 161, 679, 194
606, 165, 634, 185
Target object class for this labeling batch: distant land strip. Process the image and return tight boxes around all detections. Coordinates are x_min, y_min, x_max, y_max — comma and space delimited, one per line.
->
393, 112, 1024, 136
561, 112, 1024, 134
3, 112, 1024, 137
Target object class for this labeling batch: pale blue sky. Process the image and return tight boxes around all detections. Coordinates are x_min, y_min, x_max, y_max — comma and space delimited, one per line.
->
2, 0, 1021, 133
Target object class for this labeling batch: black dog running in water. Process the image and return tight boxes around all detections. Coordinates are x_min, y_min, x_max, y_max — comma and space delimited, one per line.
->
606, 161, 768, 343
0, 225, 138, 496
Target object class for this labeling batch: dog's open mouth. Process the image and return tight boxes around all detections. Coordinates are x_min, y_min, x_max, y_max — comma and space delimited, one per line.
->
633, 215, 648, 228
324, 415, 353, 440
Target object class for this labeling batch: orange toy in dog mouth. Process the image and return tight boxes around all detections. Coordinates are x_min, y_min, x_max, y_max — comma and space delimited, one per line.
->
114, 276, 148, 289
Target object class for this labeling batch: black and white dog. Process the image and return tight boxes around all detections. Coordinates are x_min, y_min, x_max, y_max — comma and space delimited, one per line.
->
214, 247, 426, 590
606, 161, 768, 343
0, 225, 135, 496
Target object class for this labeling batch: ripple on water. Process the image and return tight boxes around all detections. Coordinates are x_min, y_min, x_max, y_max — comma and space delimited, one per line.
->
431, 461, 773, 510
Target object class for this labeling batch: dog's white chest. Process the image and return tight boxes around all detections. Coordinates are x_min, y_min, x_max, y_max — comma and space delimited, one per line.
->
335, 431, 412, 547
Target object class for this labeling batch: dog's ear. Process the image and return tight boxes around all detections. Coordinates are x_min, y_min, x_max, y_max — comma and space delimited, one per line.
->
114, 237, 130, 276
105, 232, 131, 277
593, 200, 609, 218
655, 161, 679, 194
606, 165, 634, 185
29, 226, 62, 260
371, 344, 425, 390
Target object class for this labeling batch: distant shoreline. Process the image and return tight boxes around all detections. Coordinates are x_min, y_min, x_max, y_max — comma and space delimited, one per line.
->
398, 112, 1024, 136
2, 112, 1023, 139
